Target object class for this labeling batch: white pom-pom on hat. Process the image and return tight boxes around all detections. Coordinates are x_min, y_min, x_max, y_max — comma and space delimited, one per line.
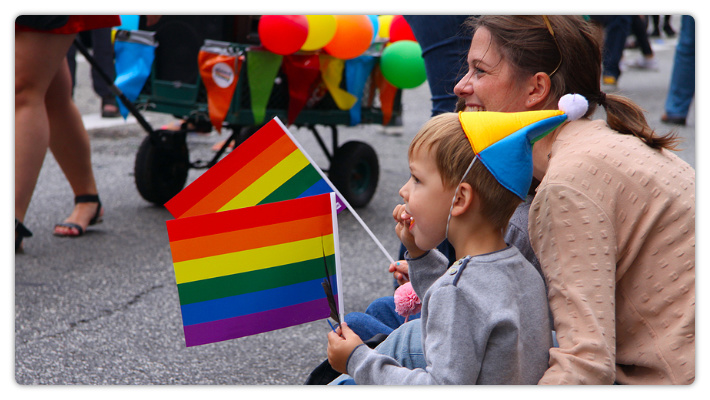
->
558, 93, 588, 121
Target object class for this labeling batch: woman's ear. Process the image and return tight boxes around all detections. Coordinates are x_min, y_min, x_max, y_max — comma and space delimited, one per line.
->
525, 72, 552, 108
451, 182, 475, 217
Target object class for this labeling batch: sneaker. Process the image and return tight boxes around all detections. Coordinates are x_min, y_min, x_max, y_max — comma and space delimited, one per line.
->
602, 75, 618, 90
628, 57, 659, 71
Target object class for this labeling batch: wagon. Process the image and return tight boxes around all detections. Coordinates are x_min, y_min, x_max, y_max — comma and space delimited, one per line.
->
80, 16, 404, 209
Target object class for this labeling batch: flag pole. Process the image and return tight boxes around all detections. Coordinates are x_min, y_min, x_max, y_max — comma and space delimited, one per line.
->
275, 118, 396, 265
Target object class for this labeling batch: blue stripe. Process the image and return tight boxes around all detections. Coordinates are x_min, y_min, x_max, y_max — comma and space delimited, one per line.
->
297, 178, 333, 199
181, 275, 338, 326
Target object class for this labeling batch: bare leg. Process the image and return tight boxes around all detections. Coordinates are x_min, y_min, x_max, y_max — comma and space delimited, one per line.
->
46, 60, 103, 236
15, 31, 76, 224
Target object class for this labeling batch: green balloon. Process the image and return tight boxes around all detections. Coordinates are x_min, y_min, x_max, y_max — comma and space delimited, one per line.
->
380, 40, 426, 89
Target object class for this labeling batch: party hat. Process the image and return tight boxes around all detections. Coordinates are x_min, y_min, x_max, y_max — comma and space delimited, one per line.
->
458, 94, 588, 199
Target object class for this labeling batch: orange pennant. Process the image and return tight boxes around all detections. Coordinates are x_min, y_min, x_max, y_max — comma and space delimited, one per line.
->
198, 44, 242, 133
375, 64, 397, 126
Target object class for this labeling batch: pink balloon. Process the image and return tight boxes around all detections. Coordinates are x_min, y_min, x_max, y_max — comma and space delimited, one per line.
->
258, 15, 308, 55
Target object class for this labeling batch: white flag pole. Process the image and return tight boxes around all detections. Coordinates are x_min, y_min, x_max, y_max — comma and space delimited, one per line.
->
274, 117, 395, 265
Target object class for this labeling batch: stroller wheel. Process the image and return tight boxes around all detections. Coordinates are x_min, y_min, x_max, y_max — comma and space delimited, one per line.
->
134, 131, 190, 206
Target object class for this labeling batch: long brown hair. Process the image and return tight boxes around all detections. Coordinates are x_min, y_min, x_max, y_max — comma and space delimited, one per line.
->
464, 15, 681, 150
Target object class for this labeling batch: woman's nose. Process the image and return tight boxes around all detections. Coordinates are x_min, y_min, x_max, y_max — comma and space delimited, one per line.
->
454, 71, 472, 97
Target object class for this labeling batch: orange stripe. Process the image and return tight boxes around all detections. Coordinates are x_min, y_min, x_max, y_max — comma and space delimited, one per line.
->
182, 134, 298, 218
169, 214, 333, 263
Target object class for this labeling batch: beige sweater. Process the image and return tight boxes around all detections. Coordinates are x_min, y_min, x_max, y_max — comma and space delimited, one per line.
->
529, 119, 695, 384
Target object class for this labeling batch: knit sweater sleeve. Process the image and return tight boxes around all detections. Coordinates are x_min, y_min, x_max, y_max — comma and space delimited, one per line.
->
529, 182, 617, 384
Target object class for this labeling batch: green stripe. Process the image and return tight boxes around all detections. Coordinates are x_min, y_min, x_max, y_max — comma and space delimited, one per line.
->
258, 165, 322, 205
177, 254, 337, 305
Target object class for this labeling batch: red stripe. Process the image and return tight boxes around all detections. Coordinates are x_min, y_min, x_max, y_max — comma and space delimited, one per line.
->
164, 119, 286, 218
166, 193, 333, 242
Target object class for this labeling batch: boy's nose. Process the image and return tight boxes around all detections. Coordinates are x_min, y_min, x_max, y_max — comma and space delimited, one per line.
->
399, 182, 409, 200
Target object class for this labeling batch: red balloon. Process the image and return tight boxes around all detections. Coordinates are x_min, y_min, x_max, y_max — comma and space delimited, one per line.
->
323, 15, 374, 60
258, 15, 308, 55
389, 15, 416, 42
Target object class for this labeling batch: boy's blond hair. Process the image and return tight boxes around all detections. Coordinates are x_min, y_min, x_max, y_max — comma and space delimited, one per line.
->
409, 113, 522, 232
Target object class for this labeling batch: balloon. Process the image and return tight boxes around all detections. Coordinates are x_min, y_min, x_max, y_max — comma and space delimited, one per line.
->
323, 15, 374, 60
367, 15, 379, 42
258, 15, 308, 55
380, 40, 427, 89
389, 15, 416, 42
301, 15, 337, 51
377, 15, 394, 39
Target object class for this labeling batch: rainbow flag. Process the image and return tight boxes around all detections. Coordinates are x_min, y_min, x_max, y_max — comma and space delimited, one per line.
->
164, 117, 345, 219
166, 193, 343, 347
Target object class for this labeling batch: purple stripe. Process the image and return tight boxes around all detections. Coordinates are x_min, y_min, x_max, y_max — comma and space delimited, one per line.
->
183, 297, 335, 347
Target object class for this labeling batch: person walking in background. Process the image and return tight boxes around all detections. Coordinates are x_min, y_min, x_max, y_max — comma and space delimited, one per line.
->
625, 15, 658, 71
15, 16, 120, 251
67, 27, 120, 118
662, 15, 694, 126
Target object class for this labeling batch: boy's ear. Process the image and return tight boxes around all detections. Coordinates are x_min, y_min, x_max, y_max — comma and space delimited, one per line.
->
451, 182, 476, 217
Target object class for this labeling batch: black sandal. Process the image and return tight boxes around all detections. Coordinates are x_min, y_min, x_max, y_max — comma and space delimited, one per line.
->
53, 194, 103, 237
15, 219, 33, 252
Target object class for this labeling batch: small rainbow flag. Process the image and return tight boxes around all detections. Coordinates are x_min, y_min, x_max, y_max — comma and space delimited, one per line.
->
164, 117, 345, 219
166, 193, 343, 347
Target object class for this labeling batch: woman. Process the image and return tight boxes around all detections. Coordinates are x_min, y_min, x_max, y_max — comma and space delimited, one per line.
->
15, 16, 122, 251
453, 15, 694, 384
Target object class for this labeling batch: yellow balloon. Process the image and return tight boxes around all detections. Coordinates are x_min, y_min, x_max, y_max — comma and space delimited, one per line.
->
377, 15, 394, 39
301, 15, 337, 51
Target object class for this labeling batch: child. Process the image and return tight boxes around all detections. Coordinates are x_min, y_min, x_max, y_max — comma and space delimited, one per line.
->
326, 95, 588, 384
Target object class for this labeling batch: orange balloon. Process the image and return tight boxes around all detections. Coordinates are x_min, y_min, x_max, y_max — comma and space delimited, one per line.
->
323, 15, 374, 59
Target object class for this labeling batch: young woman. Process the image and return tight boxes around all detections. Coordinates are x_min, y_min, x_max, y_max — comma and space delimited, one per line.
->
454, 15, 694, 385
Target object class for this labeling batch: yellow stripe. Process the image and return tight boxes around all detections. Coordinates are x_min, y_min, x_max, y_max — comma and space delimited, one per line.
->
218, 149, 310, 212
173, 234, 335, 284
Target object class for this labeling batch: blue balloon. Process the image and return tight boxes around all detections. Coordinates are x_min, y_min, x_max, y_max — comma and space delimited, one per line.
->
368, 15, 379, 43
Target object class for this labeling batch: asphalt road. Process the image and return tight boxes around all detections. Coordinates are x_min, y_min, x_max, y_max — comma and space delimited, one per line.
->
13, 20, 695, 389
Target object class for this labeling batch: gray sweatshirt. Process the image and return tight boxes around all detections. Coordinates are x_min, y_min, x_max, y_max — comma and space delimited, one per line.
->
346, 247, 552, 384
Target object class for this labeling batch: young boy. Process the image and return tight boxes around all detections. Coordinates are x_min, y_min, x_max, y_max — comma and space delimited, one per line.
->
326, 102, 585, 384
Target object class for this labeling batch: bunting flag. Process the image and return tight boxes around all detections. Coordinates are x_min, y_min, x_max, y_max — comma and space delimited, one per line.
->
166, 193, 343, 347
247, 50, 283, 124
198, 40, 243, 132
283, 54, 321, 125
374, 64, 398, 127
319, 54, 358, 111
345, 55, 376, 126
164, 117, 345, 219
113, 30, 157, 119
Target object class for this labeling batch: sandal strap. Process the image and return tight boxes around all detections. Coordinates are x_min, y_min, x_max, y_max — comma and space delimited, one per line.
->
75, 194, 100, 204
54, 222, 84, 236
15, 219, 33, 237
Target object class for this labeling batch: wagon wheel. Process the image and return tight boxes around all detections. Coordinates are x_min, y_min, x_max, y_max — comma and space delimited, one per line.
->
134, 131, 190, 206
329, 141, 379, 208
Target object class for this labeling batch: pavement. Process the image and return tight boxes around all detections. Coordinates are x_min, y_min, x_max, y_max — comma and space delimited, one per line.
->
12, 17, 696, 391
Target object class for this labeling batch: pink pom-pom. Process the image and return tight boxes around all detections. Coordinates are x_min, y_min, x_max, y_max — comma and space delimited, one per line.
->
394, 282, 422, 321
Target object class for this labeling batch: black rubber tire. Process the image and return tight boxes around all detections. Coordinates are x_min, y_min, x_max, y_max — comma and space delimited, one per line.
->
329, 141, 379, 208
134, 134, 190, 206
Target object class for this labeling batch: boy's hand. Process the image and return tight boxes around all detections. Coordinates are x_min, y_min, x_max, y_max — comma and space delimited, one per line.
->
393, 204, 425, 259
389, 260, 410, 285
327, 322, 364, 374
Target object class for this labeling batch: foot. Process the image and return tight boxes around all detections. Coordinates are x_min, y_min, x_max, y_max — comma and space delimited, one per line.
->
53, 201, 104, 236
627, 57, 659, 71
661, 114, 686, 126
101, 97, 120, 118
